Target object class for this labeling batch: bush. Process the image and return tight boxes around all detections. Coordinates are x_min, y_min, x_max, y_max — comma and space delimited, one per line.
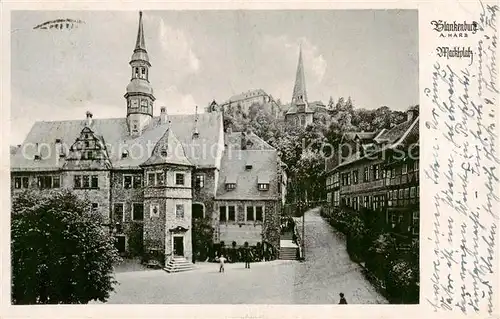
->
11, 190, 121, 304
386, 259, 419, 303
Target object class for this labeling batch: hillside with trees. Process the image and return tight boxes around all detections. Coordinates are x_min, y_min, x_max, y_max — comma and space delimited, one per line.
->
223, 97, 416, 203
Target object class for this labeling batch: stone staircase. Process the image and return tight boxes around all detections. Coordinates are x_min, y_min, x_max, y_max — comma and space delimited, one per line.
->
279, 246, 299, 260
163, 256, 195, 273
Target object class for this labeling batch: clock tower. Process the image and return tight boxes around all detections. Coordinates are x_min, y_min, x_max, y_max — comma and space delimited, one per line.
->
125, 11, 155, 137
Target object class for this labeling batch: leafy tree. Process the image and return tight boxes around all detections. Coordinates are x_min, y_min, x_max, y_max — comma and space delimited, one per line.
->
11, 189, 120, 304
192, 217, 214, 261
328, 96, 335, 109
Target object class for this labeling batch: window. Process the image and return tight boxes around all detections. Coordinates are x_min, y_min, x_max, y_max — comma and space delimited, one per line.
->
399, 189, 404, 200
133, 175, 142, 188
402, 163, 408, 174
91, 175, 98, 188
74, 175, 81, 188
246, 206, 254, 221
195, 174, 205, 189
175, 204, 184, 219
347, 172, 351, 185
405, 188, 410, 199
53, 176, 61, 188
300, 115, 306, 126
412, 211, 419, 234
256, 206, 263, 221
364, 167, 369, 182
82, 175, 90, 188
132, 203, 144, 221
22, 176, 29, 188
373, 164, 380, 180
353, 197, 358, 211
391, 168, 395, 178
258, 183, 269, 191
175, 173, 185, 186
333, 173, 339, 187
91, 203, 98, 211
124, 175, 132, 189
353, 170, 358, 184
113, 203, 124, 222
228, 206, 236, 221
364, 196, 369, 208
414, 161, 419, 171
226, 183, 236, 190
417, 186, 420, 198
333, 191, 340, 206
14, 177, 21, 189
38, 176, 58, 189
410, 187, 416, 198
219, 206, 227, 222
148, 171, 164, 186
150, 203, 159, 218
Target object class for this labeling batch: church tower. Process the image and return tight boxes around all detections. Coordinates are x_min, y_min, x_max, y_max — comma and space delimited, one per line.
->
291, 45, 308, 109
125, 11, 155, 137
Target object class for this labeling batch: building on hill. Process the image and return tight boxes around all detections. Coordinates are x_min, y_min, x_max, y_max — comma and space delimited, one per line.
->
219, 89, 280, 115
10, 11, 285, 266
284, 46, 324, 127
324, 108, 419, 245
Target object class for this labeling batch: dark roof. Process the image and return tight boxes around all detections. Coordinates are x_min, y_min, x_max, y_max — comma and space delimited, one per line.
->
141, 129, 193, 167
333, 116, 419, 170
216, 150, 279, 200
11, 112, 223, 171
341, 131, 378, 142
225, 131, 275, 150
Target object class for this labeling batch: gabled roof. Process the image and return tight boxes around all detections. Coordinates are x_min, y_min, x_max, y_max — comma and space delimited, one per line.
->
333, 116, 419, 170
141, 128, 193, 167
225, 131, 275, 150
11, 112, 223, 171
216, 150, 279, 200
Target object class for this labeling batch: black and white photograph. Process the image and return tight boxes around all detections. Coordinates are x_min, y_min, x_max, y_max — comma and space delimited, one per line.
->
9, 9, 421, 305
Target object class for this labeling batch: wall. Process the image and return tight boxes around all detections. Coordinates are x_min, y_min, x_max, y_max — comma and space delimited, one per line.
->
63, 170, 111, 223
215, 199, 279, 249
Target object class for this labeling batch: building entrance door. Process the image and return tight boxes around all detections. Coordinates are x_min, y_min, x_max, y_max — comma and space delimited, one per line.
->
173, 236, 184, 256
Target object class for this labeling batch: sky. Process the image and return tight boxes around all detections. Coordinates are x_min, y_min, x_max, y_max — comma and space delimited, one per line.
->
11, 10, 418, 144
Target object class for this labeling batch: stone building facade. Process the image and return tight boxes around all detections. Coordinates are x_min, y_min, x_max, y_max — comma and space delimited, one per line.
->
10, 12, 285, 265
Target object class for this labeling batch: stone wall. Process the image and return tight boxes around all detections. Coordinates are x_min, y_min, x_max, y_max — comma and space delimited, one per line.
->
215, 199, 279, 248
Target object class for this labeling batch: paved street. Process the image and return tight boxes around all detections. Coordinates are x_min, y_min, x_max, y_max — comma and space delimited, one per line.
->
106, 208, 387, 304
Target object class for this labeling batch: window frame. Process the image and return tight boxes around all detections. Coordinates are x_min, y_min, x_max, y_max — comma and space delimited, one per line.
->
150, 202, 160, 218
123, 174, 133, 189
132, 203, 144, 221
258, 183, 269, 191
175, 204, 185, 219
195, 174, 205, 189
91, 175, 99, 188
228, 205, 236, 221
113, 203, 125, 222
175, 173, 185, 186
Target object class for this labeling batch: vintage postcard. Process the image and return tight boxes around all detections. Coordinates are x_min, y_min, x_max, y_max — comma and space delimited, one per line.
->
0, 1, 498, 319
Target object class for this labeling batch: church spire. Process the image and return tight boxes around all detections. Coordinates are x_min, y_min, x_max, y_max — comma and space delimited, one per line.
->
291, 44, 308, 105
135, 11, 146, 51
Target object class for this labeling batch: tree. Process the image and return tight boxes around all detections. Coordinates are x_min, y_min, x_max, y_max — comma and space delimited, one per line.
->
192, 217, 214, 262
11, 189, 120, 304
328, 96, 335, 109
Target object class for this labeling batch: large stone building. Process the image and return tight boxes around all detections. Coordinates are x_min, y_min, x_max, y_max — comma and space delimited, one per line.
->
10, 12, 285, 266
325, 109, 419, 242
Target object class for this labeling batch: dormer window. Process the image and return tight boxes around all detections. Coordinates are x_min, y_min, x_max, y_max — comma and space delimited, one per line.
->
55, 138, 61, 143
258, 183, 269, 191
226, 183, 236, 190
245, 164, 253, 170
121, 150, 129, 159
258, 175, 270, 191
34, 154, 41, 161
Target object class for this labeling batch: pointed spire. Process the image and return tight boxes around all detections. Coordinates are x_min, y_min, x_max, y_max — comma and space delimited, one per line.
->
135, 11, 146, 51
193, 105, 199, 138
292, 44, 307, 105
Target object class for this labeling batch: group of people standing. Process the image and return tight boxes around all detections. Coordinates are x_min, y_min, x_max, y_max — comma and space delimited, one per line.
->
217, 243, 254, 272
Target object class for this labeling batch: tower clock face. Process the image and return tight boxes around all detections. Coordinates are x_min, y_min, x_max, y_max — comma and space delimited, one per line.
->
131, 99, 138, 108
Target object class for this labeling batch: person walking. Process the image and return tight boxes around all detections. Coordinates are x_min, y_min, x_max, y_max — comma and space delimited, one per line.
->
338, 293, 348, 304
244, 242, 251, 269
218, 254, 226, 273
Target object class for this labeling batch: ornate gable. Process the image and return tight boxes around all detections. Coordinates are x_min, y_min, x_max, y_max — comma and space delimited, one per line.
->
63, 126, 112, 170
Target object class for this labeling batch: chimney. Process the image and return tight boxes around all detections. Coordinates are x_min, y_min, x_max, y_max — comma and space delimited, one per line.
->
85, 111, 93, 127
160, 107, 168, 124
193, 105, 199, 139
407, 109, 418, 122
241, 132, 247, 150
